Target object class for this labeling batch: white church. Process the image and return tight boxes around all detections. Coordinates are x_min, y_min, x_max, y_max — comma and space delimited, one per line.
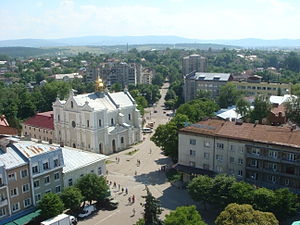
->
53, 77, 142, 155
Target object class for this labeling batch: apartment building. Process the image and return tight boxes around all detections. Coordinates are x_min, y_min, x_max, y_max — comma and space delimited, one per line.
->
178, 119, 300, 193
183, 72, 232, 102
0, 135, 108, 224
22, 111, 54, 143
182, 54, 206, 75
86, 61, 138, 87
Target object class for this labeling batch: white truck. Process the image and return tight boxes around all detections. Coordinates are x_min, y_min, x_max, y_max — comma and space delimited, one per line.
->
40, 213, 77, 225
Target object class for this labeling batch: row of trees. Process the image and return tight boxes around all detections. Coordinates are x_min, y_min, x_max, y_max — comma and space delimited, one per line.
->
187, 174, 299, 221
38, 173, 109, 220
134, 186, 278, 225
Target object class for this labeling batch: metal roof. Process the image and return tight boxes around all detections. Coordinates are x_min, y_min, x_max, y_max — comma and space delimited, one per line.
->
62, 147, 108, 173
0, 146, 27, 169
13, 141, 58, 158
194, 72, 231, 81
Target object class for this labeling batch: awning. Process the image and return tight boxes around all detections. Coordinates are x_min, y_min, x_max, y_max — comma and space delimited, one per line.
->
173, 164, 215, 177
5, 210, 41, 225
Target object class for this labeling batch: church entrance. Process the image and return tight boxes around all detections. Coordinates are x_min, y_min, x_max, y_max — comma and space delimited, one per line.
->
73, 143, 76, 148
112, 139, 116, 153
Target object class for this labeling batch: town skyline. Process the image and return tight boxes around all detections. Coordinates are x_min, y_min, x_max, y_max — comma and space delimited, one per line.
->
1, 0, 300, 41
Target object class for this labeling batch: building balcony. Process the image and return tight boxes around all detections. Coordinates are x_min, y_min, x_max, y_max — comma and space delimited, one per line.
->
0, 198, 8, 207
246, 153, 281, 163
246, 166, 300, 179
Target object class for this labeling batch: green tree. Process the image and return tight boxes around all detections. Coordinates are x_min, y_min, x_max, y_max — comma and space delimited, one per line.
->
151, 114, 190, 161
76, 173, 109, 204
176, 99, 219, 123
235, 97, 250, 118
142, 186, 163, 225
218, 83, 241, 108
250, 96, 271, 124
228, 181, 254, 204
187, 175, 213, 209
60, 186, 83, 211
272, 188, 299, 221
164, 205, 207, 225
210, 175, 236, 208
252, 187, 276, 213
110, 82, 122, 92
38, 193, 64, 220
215, 203, 279, 225
285, 96, 300, 126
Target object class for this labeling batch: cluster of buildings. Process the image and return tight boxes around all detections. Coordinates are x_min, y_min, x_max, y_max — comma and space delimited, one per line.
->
0, 78, 142, 224
86, 60, 154, 87
0, 135, 107, 224
177, 119, 300, 193
182, 54, 291, 102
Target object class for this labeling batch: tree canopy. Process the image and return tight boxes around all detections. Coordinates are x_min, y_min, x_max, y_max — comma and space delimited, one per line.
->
164, 205, 207, 225
215, 203, 279, 225
60, 186, 83, 211
38, 193, 64, 220
75, 173, 109, 204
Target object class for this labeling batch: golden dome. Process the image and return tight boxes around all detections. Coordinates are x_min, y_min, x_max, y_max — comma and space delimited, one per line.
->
95, 77, 105, 92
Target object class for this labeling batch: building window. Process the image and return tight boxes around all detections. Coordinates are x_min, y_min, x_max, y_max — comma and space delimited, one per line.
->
45, 189, 51, 194
55, 185, 61, 193
35, 194, 41, 202
68, 178, 73, 186
22, 183, 30, 193
288, 153, 295, 161
271, 176, 276, 183
58, 114, 60, 122
250, 159, 257, 167
72, 121, 76, 128
99, 119, 102, 127
71, 101, 73, 108
24, 198, 31, 208
203, 164, 209, 170
8, 173, 16, 181
111, 118, 114, 125
87, 120, 89, 127
128, 114, 131, 120
238, 170, 243, 177
269, 150, 278, 159
238, 158, 244, 165
204, 152, 209, 159
44, 176, 50, 184
10, 188, 18, 197
21, 169, 28, 178
54, 172, 60, 181
190, 150, 196, 157
189, 161, 195, 167
272, 163, 277, 171
54, 158, 60, 167
34, 180, 40, 188
12, 202, 20, 212
285, 179, 290, 186
230, 157, 234, 163
216, 155, 223, 162
252, 148, 260, 155
32, 165, 39, 174
189, 139, 196, 145
216, 143, 224, 149
204, 141, 210, 147
98, 167, 102, 175
216, 166, 223, 172
121, 137, 124, 144
0, 208, 6, 218
230, 145, 235, 151
43, 162, 49, 170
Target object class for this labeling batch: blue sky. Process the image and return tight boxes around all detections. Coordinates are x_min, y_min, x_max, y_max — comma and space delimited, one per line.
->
1, 0, 300, 40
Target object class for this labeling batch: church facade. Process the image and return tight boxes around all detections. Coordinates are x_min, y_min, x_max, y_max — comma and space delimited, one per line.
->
53, 78, 142, 155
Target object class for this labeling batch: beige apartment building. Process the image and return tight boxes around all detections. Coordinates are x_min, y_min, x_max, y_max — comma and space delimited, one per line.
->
178, 119, 300, 193
182, 54, 206, 75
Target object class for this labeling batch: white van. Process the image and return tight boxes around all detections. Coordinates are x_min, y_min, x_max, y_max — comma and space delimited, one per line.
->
142, 128, 152, 133
78, 205, 96, 218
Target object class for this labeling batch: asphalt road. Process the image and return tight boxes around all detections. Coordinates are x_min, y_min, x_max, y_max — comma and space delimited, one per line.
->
78, 82, 196, 225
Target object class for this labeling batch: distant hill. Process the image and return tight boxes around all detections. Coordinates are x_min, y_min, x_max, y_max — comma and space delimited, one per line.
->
1, 35, 300, 48
0, 47, 58, 58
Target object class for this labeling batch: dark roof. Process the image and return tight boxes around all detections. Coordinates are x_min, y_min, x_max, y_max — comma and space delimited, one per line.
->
23, 111, 54, 130
174, 164, 215, 176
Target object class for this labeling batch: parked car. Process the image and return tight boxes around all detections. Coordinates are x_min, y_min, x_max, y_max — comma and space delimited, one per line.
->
78, 205, 96, 219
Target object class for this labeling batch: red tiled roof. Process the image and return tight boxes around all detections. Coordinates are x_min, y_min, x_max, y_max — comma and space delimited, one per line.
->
271, 104, 286, 117
180, 119, 300, 148
0, 125, 18, 135
23, 111, 54, 130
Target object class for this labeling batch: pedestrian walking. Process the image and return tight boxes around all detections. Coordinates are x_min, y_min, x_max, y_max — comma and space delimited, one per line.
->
132, 195, 135, 203
135, 170, 137, 175
121, 187, 124, 193
128, 197, 131, 203
132, 208, 136, 216
118, 184, 120, 191
125, 187, 128, 195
